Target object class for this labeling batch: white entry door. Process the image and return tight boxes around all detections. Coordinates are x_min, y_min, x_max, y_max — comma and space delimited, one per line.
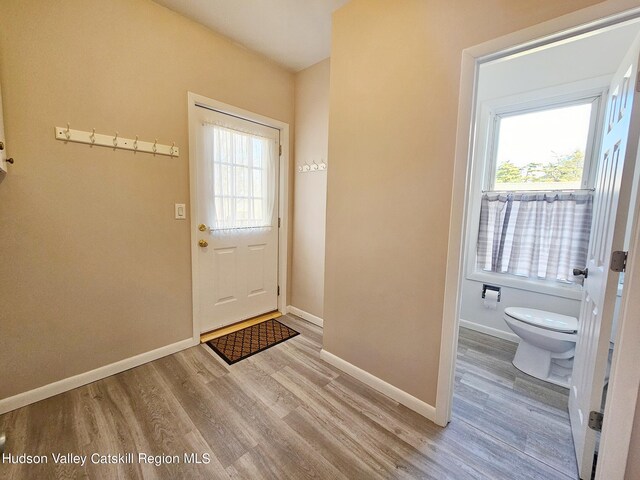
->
569, 33, 640, 479
194, 106, 280, 333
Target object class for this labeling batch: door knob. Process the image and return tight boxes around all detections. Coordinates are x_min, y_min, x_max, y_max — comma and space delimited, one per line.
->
573, 267, 589, 278
198, 239, 208, 248
198, 224, 208, 232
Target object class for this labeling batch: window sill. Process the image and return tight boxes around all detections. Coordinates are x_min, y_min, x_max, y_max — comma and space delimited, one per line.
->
467, 271, 583, 300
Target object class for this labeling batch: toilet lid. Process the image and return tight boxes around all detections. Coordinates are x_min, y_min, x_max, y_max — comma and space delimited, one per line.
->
504, 307, 578, 333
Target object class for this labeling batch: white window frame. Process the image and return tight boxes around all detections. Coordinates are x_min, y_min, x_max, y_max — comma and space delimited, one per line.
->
484, 90, 606, 193
205, 122, 278, 231
462, 78, 609, 298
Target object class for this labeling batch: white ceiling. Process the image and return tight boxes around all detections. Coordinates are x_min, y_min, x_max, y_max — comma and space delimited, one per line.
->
153, 0, 349, 72
478, 19, 640, 101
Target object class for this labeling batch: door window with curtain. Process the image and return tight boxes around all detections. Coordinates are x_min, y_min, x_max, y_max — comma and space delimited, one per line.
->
477, 96, 601, 284
200, 122, 277, 231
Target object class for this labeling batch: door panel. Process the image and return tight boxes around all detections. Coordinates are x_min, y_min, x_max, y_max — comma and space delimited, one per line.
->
247, 244, 267, 296
195, 106, 280, 333
213, 247, 237, 305
569, 33, 640, 478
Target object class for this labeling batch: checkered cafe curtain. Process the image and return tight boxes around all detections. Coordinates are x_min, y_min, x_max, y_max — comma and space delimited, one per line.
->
477, 192, 593, 283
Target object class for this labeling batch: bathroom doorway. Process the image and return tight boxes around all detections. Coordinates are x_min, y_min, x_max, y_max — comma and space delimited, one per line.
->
445, 15, 640, 480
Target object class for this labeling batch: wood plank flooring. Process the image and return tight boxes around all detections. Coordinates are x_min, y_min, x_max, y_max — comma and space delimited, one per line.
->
0, 318, 577, 479
454, 328, 577, 479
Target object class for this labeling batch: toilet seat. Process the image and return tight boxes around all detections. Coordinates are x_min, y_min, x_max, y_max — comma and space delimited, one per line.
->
504, 307, 578, 333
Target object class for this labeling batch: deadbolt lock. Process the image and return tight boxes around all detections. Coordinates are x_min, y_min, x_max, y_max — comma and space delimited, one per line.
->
198, 223, 208, 232
198, 239, 209, 248
0, 141, 4, 150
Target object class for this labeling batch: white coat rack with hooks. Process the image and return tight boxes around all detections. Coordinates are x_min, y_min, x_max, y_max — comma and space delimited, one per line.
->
297, 159, 327, 173
55, 124, 179, 157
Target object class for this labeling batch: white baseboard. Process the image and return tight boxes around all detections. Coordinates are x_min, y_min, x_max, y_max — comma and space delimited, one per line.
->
0, 337, 197, 415
287, 305, 323, 327
459, 318, 520, 343
320, 349, 436, 422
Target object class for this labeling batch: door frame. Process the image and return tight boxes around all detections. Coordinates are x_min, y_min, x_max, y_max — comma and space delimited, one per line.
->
187, 92, 290, 342
0, 79, 7, 173
436, 2, 640, 478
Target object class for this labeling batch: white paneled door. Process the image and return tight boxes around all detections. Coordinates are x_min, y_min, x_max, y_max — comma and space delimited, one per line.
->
569, 33, 640, 479
194, 106, 280, 333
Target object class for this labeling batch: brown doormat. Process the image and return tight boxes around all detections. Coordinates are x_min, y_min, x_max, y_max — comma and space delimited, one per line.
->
206, 318, 299, 365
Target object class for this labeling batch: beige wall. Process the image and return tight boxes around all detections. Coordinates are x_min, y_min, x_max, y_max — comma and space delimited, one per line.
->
291, 59, 330, 318
0, 0, 293, 400
324, 0, 604, 405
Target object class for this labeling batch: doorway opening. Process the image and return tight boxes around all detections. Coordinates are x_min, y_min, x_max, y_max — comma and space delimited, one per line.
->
445, 16, 640, 480
187, 93, 290, 343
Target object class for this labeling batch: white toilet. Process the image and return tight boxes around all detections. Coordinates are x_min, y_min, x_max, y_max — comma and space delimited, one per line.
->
504, 307, 578, 388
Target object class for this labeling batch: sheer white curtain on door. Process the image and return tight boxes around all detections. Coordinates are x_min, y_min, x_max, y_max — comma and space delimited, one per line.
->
200, 122, 276, 231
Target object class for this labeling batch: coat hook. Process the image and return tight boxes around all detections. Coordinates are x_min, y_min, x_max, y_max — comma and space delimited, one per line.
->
90, 128, 96, 144
133, 135, 139, 150
65, 123, 71, 140
113, 131, 118, 147
153, 139, 158, 153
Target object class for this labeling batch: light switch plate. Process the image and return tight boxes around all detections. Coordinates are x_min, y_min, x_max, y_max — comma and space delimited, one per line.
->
175, 203, 186, 220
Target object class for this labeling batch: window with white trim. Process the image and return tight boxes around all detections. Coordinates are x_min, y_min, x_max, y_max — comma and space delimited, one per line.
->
202, 123, 277, 231
486, 97, 600, 192
476, 93, 603, 284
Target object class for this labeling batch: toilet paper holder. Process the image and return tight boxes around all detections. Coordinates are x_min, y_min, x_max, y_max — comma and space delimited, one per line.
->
482, 284, 501, 302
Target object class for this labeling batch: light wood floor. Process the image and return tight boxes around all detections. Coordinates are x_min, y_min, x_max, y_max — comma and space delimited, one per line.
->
0, 317, 577, 479
455, 328, 577, 479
